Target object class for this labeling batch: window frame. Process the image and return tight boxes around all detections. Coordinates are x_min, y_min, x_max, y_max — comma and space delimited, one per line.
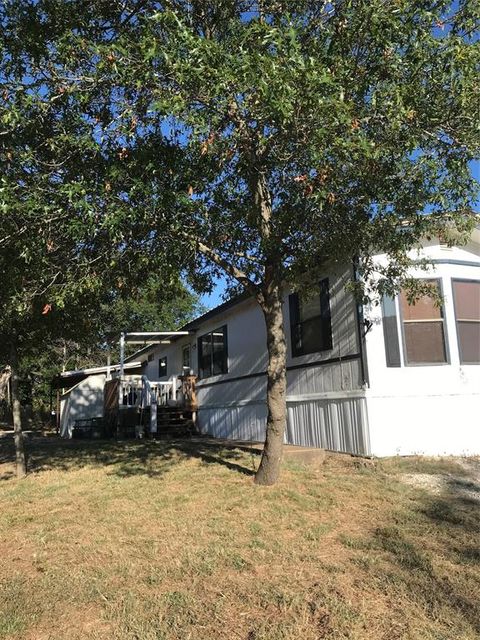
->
398, 278, 450, 367
289, 278, 332, 358
451, 278, 480, 365
197, 325, 228, 379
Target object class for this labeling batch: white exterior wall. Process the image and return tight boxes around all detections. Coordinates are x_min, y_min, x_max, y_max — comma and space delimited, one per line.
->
142, 335, 193, 382
60, 374, 106, 438
365, 239, 480, 456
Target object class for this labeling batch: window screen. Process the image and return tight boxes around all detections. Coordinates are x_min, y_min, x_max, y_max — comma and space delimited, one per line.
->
289, 279, 332, 357
400, 280, 447, 364
452, 280, 480, 364
198, 326, 228, 378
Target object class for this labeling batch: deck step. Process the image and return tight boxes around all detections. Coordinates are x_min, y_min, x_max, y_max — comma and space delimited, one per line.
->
150, 407, 195, 439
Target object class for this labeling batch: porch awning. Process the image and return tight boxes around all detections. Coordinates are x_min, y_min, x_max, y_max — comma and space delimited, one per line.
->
123, 331, 193, 345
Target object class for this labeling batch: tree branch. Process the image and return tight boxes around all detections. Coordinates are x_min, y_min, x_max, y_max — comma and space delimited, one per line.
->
196, 239, 260, 298
178, 229, 260, 299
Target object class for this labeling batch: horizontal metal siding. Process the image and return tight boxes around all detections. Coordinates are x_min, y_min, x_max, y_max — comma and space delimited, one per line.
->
287, 358, 362, 395
198, 394, 370, 456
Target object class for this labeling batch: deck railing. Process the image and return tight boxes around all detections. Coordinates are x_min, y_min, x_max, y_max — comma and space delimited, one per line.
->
104, 373, 197, 437
119, 375, 180, 408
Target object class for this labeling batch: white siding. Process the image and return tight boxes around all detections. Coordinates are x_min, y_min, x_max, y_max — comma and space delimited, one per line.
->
60, 374, 106, 438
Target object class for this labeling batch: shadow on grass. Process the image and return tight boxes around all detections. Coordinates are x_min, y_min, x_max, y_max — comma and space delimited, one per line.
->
367, 484, 480, 635
0, 468, 15, 482
0, 436, 260, 480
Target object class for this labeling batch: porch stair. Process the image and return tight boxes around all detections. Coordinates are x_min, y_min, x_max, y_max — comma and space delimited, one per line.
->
151, 406, 196, 439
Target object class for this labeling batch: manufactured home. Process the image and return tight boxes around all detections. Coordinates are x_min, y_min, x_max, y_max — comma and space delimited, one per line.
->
58, 232, 480, 456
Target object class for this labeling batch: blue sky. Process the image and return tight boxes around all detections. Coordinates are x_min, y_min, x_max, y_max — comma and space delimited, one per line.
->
200, 277, 228, 308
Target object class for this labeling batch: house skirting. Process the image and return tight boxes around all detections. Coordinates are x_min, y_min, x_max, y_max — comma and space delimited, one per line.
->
197, 392, 370, 457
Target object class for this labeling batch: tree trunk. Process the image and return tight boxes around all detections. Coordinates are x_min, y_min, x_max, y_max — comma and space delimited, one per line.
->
255, 282, 287, 486
10, 340, 27, 478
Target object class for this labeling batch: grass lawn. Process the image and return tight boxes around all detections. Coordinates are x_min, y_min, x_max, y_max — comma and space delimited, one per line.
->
0, 437, 479, 640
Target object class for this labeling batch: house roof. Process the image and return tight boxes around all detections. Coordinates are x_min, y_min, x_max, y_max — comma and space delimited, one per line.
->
182, 291, 251, 331
125, 290, 252, 362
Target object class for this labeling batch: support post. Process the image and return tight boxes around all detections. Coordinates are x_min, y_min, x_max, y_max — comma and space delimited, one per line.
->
106, 347, 111, 381
119, 333, 125, 378
118, 332, 125, 408
56, 389, 60, 434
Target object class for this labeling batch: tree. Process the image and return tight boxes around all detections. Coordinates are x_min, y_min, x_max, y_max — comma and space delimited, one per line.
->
4, 1, 479, 483
0, 2, 194, 476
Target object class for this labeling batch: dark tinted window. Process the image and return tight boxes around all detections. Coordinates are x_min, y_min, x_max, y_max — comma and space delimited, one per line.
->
182, 345, 191, 370
198, 326, 228, 378
289, 279, 332, 357
158, 357, 168, 377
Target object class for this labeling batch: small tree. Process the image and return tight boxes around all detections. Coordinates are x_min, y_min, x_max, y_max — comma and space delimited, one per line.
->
5, 1, 479, 483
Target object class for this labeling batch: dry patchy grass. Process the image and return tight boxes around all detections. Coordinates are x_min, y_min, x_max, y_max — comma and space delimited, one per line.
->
0, 438, 479, 640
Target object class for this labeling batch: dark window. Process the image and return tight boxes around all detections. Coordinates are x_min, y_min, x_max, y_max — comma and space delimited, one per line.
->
381, 295, 401, 367
148, 353, 154, 362
198, 326, 228, 378
182, 345, 191, 371
289, 279, 332, 357
158, 356, 167, 378
400, 280, 447, 365
452, 279, 480, 364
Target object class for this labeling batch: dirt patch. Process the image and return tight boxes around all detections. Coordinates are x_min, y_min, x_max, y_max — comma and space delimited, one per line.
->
400, 472, 446, 494
400, 457, 480, 502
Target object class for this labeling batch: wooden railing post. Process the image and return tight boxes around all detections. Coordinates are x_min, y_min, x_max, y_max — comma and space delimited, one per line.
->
180, 374, 198, 412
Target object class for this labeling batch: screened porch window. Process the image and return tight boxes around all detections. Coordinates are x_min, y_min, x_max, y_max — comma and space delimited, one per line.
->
289, 279, 332, 357
452, 279, 480, 364
198, 326, 228, 378
399, 280, 447, 365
